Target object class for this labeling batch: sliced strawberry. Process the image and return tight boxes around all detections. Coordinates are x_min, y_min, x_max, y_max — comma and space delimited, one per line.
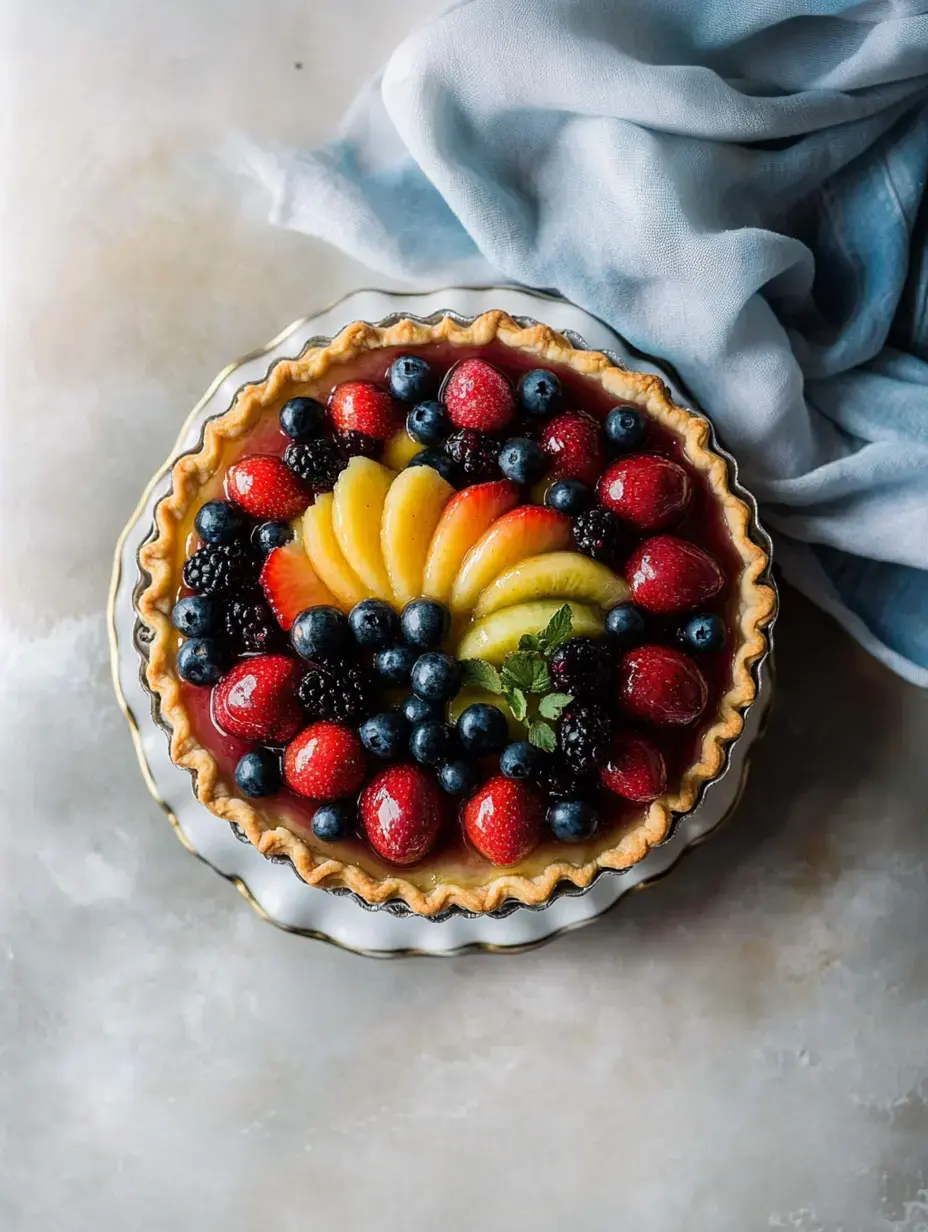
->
444, 358, 516, 432
462, 775, 544, 867
597, 454, 692, 531
283, 721, 366, 800
617, 644, 708, 726
226, 454, 309, 521
626, 534, 725, 614
359, 764, 443, 865
329, 381, 402, 440
600, 731, 668, 801
213, 654, 305, 744
259, 540, 337, 631
540, 411, 604, 486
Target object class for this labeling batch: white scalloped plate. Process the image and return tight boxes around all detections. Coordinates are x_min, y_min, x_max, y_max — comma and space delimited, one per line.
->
110, 285, 774, 956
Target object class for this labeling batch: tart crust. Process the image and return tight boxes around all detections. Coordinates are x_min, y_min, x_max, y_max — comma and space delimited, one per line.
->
137, 310, 775, 916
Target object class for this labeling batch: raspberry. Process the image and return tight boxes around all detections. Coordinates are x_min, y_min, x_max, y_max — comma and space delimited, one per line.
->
182, 540, 257, 596
571, 507, 626, 566
556, 701, 613, 773
224, 592, 283, 653
444, 429, 500, 483
297, 659, 371, 723
283, 439, 346, 491
549, 636, 615, 698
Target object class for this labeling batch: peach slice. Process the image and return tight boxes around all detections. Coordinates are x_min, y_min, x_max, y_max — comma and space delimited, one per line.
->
456, 600, 604, 665
473, 551, 630, 619
301, 493, 367, 612
422, 479, 520, 603
448, 506, 572, 615
383, 430, 425, 471
331, 456, 394, 603
381, 465, 455, 605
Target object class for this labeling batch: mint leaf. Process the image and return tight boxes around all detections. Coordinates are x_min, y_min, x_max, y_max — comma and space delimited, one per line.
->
519, 633, 542, 653
527, 660, 552, 694
528, 720, 556, 752
460, 659, 503, 694
538, 691, 573, 720
508, 688, 529, 722
500, 653, 540, 693
538, 603, 573, 652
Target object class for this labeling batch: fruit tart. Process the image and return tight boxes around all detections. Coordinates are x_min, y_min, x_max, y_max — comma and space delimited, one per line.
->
137, 310, 775, 916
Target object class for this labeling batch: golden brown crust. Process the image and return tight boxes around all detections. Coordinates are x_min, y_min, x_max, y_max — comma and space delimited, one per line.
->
137, 310, 775, 916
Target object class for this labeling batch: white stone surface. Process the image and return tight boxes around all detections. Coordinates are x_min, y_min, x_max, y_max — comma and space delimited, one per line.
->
2, 3, 927, 1230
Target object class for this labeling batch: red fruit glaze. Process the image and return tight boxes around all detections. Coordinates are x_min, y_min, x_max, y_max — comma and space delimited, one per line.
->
597, 454, 691, 531
260, 540, 336, 631
600, 732, 668, 802
329, 381, 402, 439
444, 358, 516, 431
283, 721, 366, 801
626, 534, 725, 614
360, 764, 443, 865
462, 776, 545, 867
540, 411, 604, 486
618, 645, 709, 727
212, 655, 305, 744
226, 455, 309, 521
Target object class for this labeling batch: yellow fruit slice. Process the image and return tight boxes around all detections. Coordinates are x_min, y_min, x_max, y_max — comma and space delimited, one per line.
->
448, 689, 525, 738
381, 466, 455, 605
301, 493, 368, 612
449, 506, 572, 615
456, 601, 604, 665
423, 480, 520, 604
473, 552, 630, 619
331, 456, 394, 603
383, 430, 425, 471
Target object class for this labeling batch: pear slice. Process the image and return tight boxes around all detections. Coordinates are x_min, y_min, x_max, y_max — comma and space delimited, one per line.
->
456, 601, 604, 665
331, 456, 394, 603
473, 552, 629, 619
381, 466, 455, 606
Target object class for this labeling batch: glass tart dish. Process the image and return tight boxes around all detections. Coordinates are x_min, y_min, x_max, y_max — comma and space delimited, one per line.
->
136, 309, 775, 917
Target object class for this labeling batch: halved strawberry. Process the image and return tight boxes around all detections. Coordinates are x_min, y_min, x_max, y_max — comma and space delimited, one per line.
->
443, 358, 516, 432
259, 539, 338, 631
328, 381, 402, 440
226, 454, 309, 521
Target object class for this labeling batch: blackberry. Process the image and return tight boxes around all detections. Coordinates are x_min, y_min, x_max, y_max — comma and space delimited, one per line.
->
444, 429, 500, 483
182, 540, 257, 596
283, 438, 345, 491
297, 659, 371, 723
224, 592, 283, 653
535, 754, 592, 801
556, 701, 612, 773
549, 636, 615, 698
336, 430, 382, 461
572, 507, 626, 565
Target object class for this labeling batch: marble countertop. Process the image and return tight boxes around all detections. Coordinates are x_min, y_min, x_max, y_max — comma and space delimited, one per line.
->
3, 3, 927, 1229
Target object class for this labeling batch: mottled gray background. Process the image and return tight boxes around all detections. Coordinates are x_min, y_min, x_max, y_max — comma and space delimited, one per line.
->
2, 3, 927, 1229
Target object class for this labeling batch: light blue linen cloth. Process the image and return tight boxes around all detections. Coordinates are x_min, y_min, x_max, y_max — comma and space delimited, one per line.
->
242, 0, 928, 683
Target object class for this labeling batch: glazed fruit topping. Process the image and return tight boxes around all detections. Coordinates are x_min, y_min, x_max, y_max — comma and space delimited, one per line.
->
224, 592, 283, 653
571, 506, 626, 566
388, 355, 437, 404
547, 799, 598, 842
617, 644, 708, 727
540, 411, 604, 486
297, 659, 371, 723
329, 380, 402, 440
597, 454, 692, 531
226, 454, 309, 521
360, 764, 443, 864
195, 499, 245, 544
259, 540, 336, 631
311, 801, 355, 843
177, 637, 227, 686
518, 368, 563, 418
549, 636, 614, 698
443, 357, 516, 432
599, 732, 667, 802
280, 396, 326, 441
462, 776, 545, 866
213, 654, 305, 744
679, 612, 726, 653
283, 438, 345, 490
360, 711, 411, 760
183, 539, 257, 597
444, 428, 500, 483
235, 748, 282, 798
626, 534, 725, 614
406, 399, 449, 446
545, 479, 591, 515
284, 721, 367, 800
556, 700, 612, 773
604, 405, 647, 452
289, 604, 350, 660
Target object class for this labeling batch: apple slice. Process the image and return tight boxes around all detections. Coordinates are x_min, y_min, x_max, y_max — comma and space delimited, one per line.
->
331, 456, 394, 603
301, 493, 367, 612
381, 465, 455, 606
448, 506, 571, 615
473, 551, 630, 619
456, 600, 604, 664
383, 430, 425, 471
422, 479, 520, 603
260, 539, 337, 631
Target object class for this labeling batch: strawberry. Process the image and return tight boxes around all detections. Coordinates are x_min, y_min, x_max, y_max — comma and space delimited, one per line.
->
600, 731, 668, 802
617, 644, 708, 726
443, 358, 516, 432
626, 534, 725, 614
597, 454, 692, 532
226, 454, 309, 521
359, 764, 443, 865
328, 381, 401, 440
283, 721, 366, 800
259, 539, 337, 631
213, 654, 305, 744
540, 411, 604, 486
462, 775, 544, 867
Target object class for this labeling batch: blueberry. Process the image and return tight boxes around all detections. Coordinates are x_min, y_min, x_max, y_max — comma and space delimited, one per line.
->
407, 400, 449, 446
498, 437, 547, 485
439, 759, 477, 796
374, 644, 418, 686
410, 652, 461, 703
545, 480, 591, 516
280, 396, 326, 440
312, 801, 355, 842
407, 449, 457, 485
194, 500, 244, 545
500, 740, 544, 780
605, 405, 647, 452
360, 711, 410, 760
252, 520, 293, 555
548, 799, 599, 842
456, 703, 508, 755
680, 612, 726, 653
604, 602, 647, 650
234, 748, 281, 798
389, 355, 436, 403
176, 637, 227, 686
400, 694, 442, 726
171, 595, 219, 637
518, 368, 562, 418
409, 720, 456, 767
349, 598, 400, 650
401, 599, 449, 650
290, 606, 350, 660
